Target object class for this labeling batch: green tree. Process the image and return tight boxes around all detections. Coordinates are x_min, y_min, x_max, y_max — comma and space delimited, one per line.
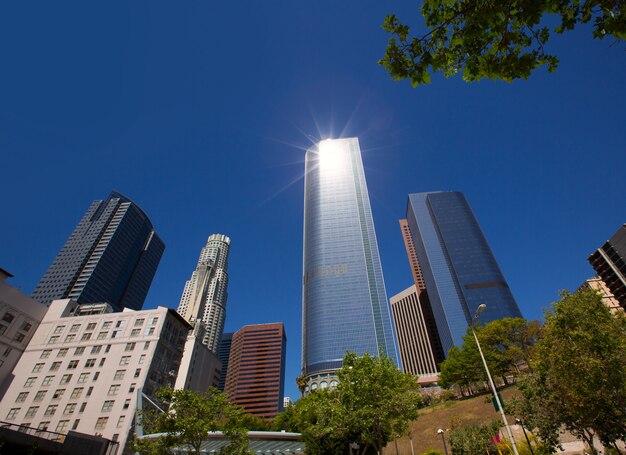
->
295, 374, 308, 394
439, 318, 540, 394
239, 412, 272, 431
273, 404, 300, 432
379, 0, 626, 87
513, 289, 626, 454
479, 317, 541, 377
438, 328, 498, 395
289, 389, 349, 455
133, 387, 252, 455
438, 345, 480, 396
278, 352, 422, 454
337, 352, 423, 454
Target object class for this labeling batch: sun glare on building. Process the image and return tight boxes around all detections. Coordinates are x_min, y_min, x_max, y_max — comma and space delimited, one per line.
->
317, 138, 344, 173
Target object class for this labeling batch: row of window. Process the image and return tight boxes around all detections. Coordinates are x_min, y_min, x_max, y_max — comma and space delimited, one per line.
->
40, 340, 151, 362
2, 313, 33, 333
7, 398, 133, 421
7, 412, 127, 433
24, 361, 144, 388
19, 386, 79, 402
51, 317, 158, 337
0, 327, 26, 342
49, 326, 156, 344
307, 379, 338, 392
16, 381, 138, 405
0, 312, 33, 344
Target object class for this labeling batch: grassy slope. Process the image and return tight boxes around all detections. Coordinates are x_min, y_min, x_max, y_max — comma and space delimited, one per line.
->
384, 387, 521, 455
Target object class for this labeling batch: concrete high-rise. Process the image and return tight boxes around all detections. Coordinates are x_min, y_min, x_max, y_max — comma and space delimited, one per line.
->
177, 234, 230, 353
580, 277, 623, 314
398, 219, 445, 366
225, 323, 286, 419
390, 285, 439, 383
32, 191, 164, 312
302, 138, 398, 390
588, 224, 626, 310
406, 191, 522, 356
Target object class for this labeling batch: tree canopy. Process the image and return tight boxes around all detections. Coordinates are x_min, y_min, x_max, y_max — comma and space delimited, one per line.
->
438, 318, 539, 395
513, 288, 626, 454
380, 0, 626, 86
273, 352, 422, 455
134, 387, 251, 455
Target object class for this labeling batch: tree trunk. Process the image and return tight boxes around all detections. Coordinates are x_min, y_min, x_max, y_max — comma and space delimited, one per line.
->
581, 430, 597, 455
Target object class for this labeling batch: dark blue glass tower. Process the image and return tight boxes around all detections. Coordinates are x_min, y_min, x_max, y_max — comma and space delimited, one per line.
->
32, 191, 164, 311
302, 138, 398, 385
406, 191, 522, 356
217, 332, 233, 391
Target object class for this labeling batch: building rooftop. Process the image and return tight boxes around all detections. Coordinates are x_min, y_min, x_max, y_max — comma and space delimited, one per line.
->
140, 431, 305, 454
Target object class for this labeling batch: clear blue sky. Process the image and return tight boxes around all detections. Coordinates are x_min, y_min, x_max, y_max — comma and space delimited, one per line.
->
1, 2, 624, 402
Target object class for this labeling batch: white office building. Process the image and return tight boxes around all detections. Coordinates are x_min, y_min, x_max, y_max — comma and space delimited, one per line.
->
0, 298, 191, 451
0, 268, 49, 398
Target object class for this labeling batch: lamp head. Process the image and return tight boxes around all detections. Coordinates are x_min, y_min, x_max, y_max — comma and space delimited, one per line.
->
473, 304, 487, 321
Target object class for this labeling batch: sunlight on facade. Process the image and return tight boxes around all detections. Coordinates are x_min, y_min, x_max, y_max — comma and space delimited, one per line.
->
317, 138, 343, 173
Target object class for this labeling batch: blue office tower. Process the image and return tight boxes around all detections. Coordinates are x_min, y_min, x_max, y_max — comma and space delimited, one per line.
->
406, 191, 522, 357
32, 191, 165, 311
302, 138, 398, 390
217, 332, 233, 391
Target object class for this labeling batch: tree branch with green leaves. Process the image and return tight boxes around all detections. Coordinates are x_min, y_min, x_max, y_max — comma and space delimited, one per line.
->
380, 0, 626, 86
133, 387, 252, 455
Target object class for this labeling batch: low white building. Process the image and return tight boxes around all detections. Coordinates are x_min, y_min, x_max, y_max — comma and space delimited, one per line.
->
0, 298, 191, 452
0, 268, 48, 398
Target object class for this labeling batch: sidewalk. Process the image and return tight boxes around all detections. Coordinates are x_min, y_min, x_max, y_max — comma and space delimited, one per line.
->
508, 424, 625, 454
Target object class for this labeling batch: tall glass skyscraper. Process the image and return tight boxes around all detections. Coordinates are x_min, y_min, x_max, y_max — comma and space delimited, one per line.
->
32, 191, 164, 311
406, 191, 522, 356
177, 234, 230, 353
302, 138, 398, 388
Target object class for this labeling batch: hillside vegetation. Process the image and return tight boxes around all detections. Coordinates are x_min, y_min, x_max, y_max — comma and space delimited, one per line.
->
384, 387, 520, 455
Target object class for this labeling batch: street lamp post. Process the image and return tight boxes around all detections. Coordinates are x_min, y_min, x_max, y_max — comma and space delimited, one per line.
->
516, 418, 534, 455
472, 304, 520, 455
437, 429, 449, 455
